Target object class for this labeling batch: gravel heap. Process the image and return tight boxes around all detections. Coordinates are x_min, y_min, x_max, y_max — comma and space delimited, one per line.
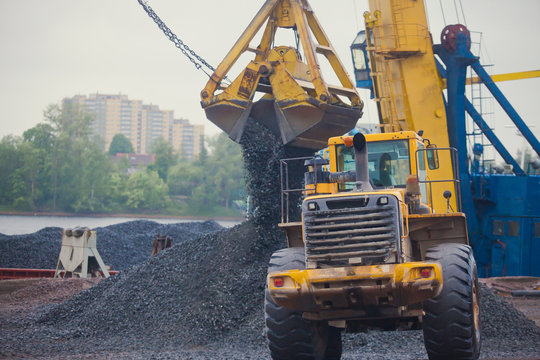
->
31, 119, 294, 352
0, 220, 223, 270
477, 282, 540, 355
14, 226, 535, 359
36, 221, 283, 351
1, 278, 101, 312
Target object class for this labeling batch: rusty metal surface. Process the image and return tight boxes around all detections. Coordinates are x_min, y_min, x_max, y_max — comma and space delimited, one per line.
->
408, 213, 469, 259
151, 235, 173, 256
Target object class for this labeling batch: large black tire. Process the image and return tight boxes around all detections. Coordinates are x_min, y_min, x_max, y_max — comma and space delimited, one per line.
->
422, 244, 481, 360
265, 248, 342, 360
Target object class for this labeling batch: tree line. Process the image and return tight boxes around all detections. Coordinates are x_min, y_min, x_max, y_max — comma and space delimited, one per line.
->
0, 103, 245, 216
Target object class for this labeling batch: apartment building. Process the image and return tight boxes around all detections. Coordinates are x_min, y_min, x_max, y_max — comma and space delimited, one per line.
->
63, 94, 204, 158
170, 119, 205, 159
140, 104, 173, 154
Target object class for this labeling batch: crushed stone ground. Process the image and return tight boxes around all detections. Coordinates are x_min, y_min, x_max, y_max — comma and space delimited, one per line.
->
1, 221, 538, 359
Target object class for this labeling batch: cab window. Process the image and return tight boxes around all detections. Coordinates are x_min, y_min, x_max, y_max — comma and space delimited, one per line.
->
416, 141, 428, 201
335, 140, 411, 190
335, 144, 356, 191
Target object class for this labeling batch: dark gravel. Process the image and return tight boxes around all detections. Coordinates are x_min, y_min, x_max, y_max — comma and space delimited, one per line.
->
2, 219, 538, 359
0, 220, 223, 270
37, 221, 281, 346
0, 220, 284, 358
240, 118, 311, 227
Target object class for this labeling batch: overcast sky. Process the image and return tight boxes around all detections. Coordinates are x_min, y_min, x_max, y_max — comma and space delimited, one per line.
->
1, 0, 539, 158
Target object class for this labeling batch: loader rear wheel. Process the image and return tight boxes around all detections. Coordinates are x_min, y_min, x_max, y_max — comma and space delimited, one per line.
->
422, 243, 481, 360
265, 248, 342, 360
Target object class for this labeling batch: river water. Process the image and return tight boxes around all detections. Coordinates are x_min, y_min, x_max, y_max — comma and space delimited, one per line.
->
0, 215, 241, 235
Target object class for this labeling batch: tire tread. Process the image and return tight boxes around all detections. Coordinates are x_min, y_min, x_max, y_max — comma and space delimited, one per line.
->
422, 243, 481, 360
265, 248, 342, 360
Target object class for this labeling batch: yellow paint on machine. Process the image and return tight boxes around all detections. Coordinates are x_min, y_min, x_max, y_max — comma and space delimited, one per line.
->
365, 0, 456, 213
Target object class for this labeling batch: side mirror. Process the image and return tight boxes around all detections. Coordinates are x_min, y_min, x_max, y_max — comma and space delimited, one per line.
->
426, 144, 440, 170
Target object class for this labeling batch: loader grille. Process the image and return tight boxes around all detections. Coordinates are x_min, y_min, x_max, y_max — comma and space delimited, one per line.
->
303, 195, 400, 268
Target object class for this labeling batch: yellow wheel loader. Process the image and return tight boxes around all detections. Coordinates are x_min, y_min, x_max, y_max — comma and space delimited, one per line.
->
266, 132, 480, 360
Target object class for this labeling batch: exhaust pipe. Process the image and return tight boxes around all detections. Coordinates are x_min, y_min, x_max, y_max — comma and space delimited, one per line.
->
353, 133, 373, 192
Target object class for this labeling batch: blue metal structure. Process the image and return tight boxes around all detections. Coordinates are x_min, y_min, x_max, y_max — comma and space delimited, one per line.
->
435, 26, 540, 277
352, 25, 540, 277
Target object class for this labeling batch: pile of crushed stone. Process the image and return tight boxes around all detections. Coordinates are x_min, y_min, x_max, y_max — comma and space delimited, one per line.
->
7, 223, 533, 359
0, 221, 282, 358
0, 220, 223, 270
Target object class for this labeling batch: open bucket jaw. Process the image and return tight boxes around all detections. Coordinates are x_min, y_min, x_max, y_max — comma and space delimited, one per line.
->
200, 0, 363, 150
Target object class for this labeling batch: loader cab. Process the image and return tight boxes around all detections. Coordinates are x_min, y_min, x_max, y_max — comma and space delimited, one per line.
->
294, 131, 458, 218
328, 131, 429, 200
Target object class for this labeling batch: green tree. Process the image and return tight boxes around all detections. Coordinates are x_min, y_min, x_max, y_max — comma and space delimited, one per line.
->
167, 162, 203, 196
12, 142, 41, 209
21, 123, 55, 209
42, 103, 115, 212
0, 136, 23, 206
109, 134, 134, 155
125, 170, 170, 210
167, 133, 245, 214
206, 133, 245, 211
148, 138, 178, 181
115, 156, 131, 174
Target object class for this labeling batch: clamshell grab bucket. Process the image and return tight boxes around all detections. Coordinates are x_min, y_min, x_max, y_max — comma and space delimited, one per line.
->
204, 97, 362, 150
200, 0, 363, 151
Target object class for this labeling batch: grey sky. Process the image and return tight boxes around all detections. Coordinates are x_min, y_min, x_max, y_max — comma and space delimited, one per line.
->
0, 0, 538, 158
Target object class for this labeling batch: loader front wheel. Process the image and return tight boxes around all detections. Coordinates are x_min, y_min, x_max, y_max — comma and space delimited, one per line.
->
422, 243, 481, 360
265, 248, 342, 360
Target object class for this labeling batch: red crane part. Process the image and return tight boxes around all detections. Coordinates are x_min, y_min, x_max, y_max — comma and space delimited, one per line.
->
441, 24, 471, 53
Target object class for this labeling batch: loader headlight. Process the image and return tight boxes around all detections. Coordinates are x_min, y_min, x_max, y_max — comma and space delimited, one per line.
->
377, 196, 388, 205
307, 202, 317, 211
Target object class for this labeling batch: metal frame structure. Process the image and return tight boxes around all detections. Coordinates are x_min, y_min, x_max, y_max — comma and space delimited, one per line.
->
434, 29, 540, 277
350, 4, 540, 276
200, 0, 363, 150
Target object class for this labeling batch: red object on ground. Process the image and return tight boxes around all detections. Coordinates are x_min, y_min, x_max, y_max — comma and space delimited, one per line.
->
0, 268, 119, 280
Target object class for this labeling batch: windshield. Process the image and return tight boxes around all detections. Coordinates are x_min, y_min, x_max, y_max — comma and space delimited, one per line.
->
335, 139, 411, 190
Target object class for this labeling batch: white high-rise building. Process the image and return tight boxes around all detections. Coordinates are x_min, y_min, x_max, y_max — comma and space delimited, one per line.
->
63, 93, 204, 158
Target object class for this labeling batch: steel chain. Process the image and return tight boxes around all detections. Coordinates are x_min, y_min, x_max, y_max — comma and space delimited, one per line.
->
138, 0, 216, 73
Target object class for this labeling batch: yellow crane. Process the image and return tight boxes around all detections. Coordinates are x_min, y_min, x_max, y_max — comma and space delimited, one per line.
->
359, 0, 457, 213
355, 0, 539, 212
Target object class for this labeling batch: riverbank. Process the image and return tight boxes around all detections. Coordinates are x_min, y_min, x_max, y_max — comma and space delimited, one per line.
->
0, 211, 245, 222
0, 214, 243, 236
